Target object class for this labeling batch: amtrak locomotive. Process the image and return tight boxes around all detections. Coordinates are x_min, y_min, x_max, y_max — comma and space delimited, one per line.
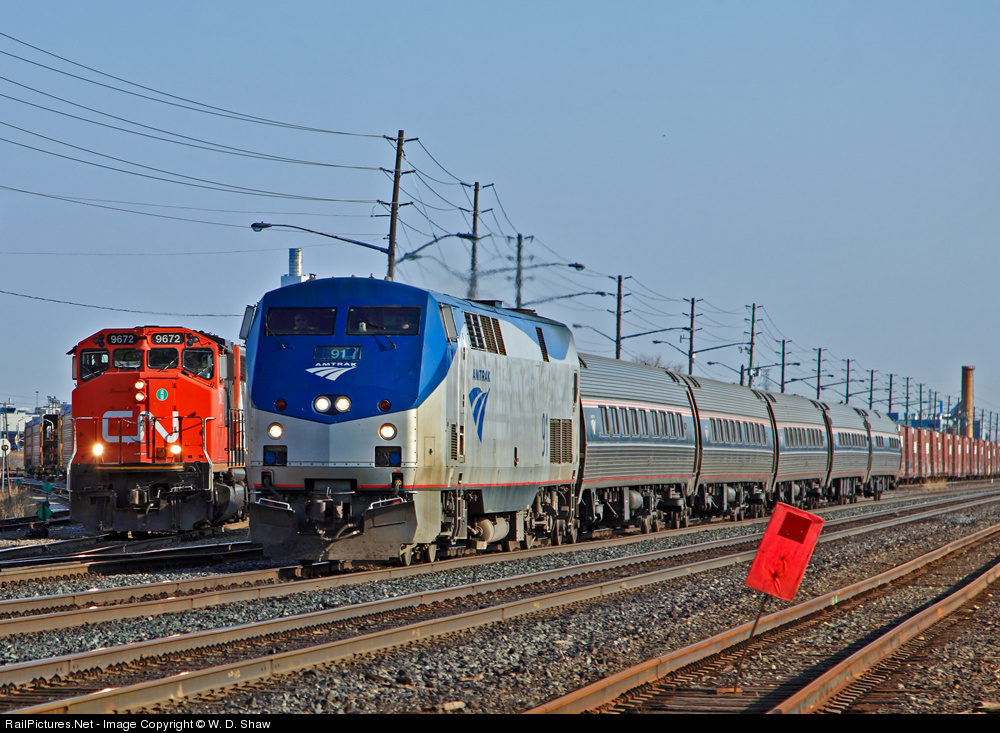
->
243, 277, 902, 565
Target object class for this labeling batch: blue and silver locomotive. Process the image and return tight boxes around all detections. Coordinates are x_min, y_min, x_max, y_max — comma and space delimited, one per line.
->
243, 277, 580, 564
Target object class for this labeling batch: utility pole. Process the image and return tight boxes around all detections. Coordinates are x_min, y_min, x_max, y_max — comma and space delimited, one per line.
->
887, 374, 894, 417
515, 234, 524, 308
918, 383, 924, 427
816, 348, 823, 400
688, 298, 696, 375
746, 304, 758, 388
615, 276, 626, 359
386, 129, 405, 281
845, 359, 852, 403
869, 369, 875, 409
468, 182, 480, 299
905, 377, 911, 427
780, 340, 788, 393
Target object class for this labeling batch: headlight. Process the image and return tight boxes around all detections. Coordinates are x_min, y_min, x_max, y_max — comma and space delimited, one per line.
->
313, 396, 332, 413
92, 443, 104, 456
267, 423, 284, 439
135, 392, 146, 402
134, 380, 146, 390
169, 443, 182, 455
379, 423, 397, 440
334, 396, 351, 413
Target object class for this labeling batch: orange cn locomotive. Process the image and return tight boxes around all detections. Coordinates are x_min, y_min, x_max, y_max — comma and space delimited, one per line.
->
68, 326, 247, 534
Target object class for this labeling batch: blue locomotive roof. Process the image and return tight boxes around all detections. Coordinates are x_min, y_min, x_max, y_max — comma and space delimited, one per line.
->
246, 277, 573, 422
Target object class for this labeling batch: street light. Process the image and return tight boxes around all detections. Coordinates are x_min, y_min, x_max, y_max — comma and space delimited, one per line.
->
521, 291, 610, 307
706, 361, 744, 384
251, 223, 481, 283
579, 325, 688, 360
251, 222, 389, 257
653, 340, 746, 376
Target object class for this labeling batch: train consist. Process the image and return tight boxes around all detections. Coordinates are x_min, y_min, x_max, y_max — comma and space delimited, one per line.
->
67, 326, 248, 534
22, 412, 72, 477
240, 277, 985, 566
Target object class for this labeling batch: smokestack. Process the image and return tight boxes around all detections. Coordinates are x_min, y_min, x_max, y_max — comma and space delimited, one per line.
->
280, 248, 307, 288
962, 366, 974, 437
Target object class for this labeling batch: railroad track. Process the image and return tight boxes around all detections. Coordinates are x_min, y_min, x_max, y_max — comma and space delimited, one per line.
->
529, 523, 1000, 713
1, 491, 996, 713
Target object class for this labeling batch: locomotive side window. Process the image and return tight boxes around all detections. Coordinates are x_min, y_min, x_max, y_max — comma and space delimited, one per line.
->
183, 349, 215, 380
266, 307, 337, 335
347, 306, 420, 335
112, 348, 142, 370
80, 350, 110, 381
148, 348, 179, 371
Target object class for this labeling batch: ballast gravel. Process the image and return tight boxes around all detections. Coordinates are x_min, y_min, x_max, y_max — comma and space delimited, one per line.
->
2, 493, 999, 713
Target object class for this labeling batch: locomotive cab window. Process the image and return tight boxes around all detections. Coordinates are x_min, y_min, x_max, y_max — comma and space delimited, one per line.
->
266, 307, 337, 335
80, 350, 110, 381
183, 349, 215, 380
112, 348, 142, 370
347, 306, 420, 335
148, 348, 179, 371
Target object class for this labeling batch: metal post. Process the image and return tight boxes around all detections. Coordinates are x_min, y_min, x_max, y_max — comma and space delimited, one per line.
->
688, 298, 696, 375
386, 130, 405, 281
469, 182, 480, 299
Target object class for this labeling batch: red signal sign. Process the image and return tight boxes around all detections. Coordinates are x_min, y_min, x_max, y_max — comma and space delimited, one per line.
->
745, 503, 824, 602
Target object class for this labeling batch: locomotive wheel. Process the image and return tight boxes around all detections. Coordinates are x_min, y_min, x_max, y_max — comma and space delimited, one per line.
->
398, 545, 414, 566
640, 516, 652, 534
520, 533, 535, 550
422, 544, 437, 563
550, 520, 564, 546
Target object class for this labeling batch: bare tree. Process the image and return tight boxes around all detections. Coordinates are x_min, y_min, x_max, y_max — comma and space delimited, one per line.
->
633, 353, 684, 372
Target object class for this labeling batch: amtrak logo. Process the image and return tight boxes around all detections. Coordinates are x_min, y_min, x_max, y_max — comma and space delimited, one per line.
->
470, 387, 490, 441
307, 362, 357, 382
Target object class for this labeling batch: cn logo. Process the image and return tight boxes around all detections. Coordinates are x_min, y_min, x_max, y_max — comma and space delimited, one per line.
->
101, 410, 180, 443
469, 387, 490, 441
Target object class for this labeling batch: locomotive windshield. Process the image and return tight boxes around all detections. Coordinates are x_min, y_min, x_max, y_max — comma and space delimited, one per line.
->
112, 348, 142, 370
346, 306, 421, 335
183, 349, 214, 380
266, 307, 336, 335
80, 350, 109, 381
148, 348, 179, 371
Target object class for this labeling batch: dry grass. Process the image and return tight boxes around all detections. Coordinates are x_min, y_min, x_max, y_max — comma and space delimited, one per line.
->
0, 487, 35, 520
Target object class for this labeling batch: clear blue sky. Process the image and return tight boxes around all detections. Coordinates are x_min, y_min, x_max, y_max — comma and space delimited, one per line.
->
3, 2, 999, 422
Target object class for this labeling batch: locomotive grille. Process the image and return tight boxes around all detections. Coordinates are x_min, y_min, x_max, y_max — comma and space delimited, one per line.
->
550, 418, 573, 463
464, 312, 486, 349
465, 312, 507, 355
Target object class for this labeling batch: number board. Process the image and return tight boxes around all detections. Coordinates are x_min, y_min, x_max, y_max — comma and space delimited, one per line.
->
151, 333, 184, 345
107, 333, 137, 345
314, 346, 362, 361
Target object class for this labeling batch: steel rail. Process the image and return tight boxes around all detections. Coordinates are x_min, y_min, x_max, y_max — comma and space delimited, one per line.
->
11, 514, 1000, 714
524, 521, 1000, 713
768, 554, 1000, 713
1, 494, 990, 636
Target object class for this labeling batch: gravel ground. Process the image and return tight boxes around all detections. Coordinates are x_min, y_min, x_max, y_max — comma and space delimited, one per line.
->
1, 492, 996, 713
136, 500, 1000, 714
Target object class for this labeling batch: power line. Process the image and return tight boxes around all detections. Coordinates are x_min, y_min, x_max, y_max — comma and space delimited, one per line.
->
0, 33, 383, 137
0, 288, 240, 317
